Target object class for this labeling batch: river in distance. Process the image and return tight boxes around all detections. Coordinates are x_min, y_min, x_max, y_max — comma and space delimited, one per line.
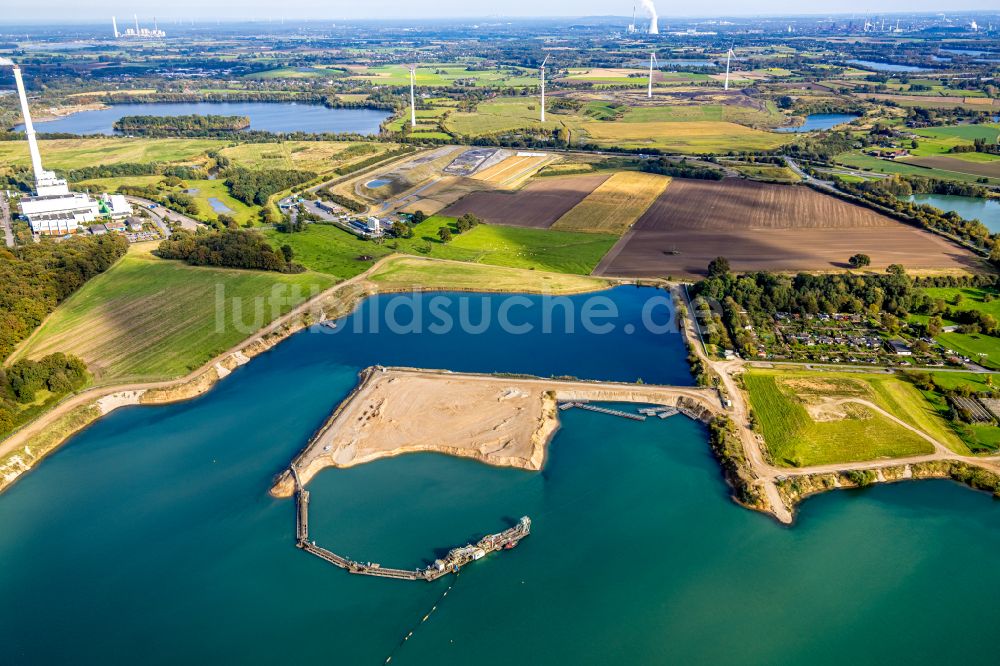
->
15, 101, 390, 135
0, 287, 998, 665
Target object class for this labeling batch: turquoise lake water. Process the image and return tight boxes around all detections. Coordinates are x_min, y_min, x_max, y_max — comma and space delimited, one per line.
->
905, 193, 1000, 232
0, 287, 998, 665
14, 101, 390, 135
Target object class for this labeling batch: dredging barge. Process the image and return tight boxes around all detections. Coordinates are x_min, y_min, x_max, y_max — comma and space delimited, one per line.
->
292, 469, 530, 582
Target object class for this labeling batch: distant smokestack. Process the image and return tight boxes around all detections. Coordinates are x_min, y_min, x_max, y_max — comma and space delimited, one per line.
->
112, 16, 119, 39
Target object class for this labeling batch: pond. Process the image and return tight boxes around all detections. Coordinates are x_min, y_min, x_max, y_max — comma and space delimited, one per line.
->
15, 101, 391, 135
905, 193, 1000, 232
365, 178, 393, 188
207, 197, 233, 214
774, 113, 860, 133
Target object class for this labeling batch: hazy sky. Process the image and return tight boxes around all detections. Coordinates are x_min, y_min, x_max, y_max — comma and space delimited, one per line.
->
1, 1, 997, 21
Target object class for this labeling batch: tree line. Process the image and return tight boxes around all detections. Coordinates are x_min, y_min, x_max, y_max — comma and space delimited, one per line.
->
0, 234, 128, 360
224, 167, 316, 206
154, 229, 303, 273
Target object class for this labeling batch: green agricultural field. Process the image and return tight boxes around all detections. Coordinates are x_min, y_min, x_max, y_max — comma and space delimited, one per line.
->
15, 244, 337, 382
245, 66, 347, 80
918, 286, 1000, 370
0, 138, 222, 172
348, 63, 537, 87
745, 368, 967, 466
217, 141, 389, 173
264, 216, 618, 279
834, 151, 1000, 185
913, 124, 1000, 143
621, 102, 784, 127
445, 97, 562, 136
77, 175, 164, 190
368, 256, 610, 294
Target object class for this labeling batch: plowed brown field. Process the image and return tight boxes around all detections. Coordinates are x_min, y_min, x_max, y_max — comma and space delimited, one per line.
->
441, 174, 610, 228
595, 179, 984, 277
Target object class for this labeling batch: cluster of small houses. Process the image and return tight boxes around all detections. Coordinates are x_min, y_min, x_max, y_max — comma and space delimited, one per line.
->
742, 311, 975, 367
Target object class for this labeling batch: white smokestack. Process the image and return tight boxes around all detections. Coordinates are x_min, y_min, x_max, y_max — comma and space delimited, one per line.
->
640, 0, 658, 34
12, 66, 45, 182
112, 16, 119, 38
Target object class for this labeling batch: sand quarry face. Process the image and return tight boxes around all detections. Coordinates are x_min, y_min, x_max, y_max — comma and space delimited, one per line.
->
291, 369, 557, 488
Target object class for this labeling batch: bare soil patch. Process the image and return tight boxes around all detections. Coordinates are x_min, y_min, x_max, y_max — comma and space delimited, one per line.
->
595, 179, 983, 278
442, 174, 610, 228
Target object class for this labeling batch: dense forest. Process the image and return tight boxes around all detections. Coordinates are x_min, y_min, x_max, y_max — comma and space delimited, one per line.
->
113, 114, 251, 135
224, 167, 316, 206
0, 235, 128, 360
154, 229, 303, 273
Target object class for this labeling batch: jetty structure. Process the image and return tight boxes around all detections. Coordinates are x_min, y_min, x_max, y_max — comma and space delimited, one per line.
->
291, 467, 530, 581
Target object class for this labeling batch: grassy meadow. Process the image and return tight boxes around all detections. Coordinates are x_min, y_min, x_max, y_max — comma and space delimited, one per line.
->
745, 368, 968, 466
264, 216, 618, 279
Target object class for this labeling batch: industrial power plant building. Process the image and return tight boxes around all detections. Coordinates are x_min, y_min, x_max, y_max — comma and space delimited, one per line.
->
2, 58, 131, 235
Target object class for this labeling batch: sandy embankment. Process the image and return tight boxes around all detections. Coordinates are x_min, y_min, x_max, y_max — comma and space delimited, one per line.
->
33, 102, 109, 122
270, 368, 560, 497
270, 367, 722, 498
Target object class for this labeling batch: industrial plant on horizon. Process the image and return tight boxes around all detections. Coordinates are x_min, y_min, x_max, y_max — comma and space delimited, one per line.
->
113, 15, 166, 40
1, 59, 131, 235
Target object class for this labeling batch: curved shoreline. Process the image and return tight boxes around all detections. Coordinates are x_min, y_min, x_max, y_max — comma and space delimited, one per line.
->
0, 256, 615, 494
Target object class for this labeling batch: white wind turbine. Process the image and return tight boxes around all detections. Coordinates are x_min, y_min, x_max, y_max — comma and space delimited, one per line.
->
408, 65, 417, 128
539, 55, 550, 123
723, 46, 736, 91
647, 51, 658, 98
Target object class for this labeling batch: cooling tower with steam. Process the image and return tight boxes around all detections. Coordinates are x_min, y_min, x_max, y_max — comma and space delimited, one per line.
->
640, 0, 659, 34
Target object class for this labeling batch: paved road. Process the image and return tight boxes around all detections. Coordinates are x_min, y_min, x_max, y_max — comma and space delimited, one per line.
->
0, 192, 14, 247
125, 196, 200, 236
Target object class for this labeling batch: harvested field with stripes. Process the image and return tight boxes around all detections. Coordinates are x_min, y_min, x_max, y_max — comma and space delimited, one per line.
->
442, 174, 610, 228
471, 154, 551, 188
551, 172, 671, 234
595, 179, 984, 278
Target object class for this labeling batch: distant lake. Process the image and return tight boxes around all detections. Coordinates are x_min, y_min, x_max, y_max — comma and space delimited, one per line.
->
16, 101, 390, 135
848, 59, 931, 73
774, 113, 859, 133
941, 48, 995, 57
906, 193, 1000, 232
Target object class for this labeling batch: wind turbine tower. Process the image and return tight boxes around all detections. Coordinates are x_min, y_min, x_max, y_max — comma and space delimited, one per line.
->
647, 52, 657, 98
724, 47, 735, 91
408, 65, 417, 128
539, 55, 549, 123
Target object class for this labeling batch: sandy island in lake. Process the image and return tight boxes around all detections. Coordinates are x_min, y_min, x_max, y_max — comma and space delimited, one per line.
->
270, 366, 721, 497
